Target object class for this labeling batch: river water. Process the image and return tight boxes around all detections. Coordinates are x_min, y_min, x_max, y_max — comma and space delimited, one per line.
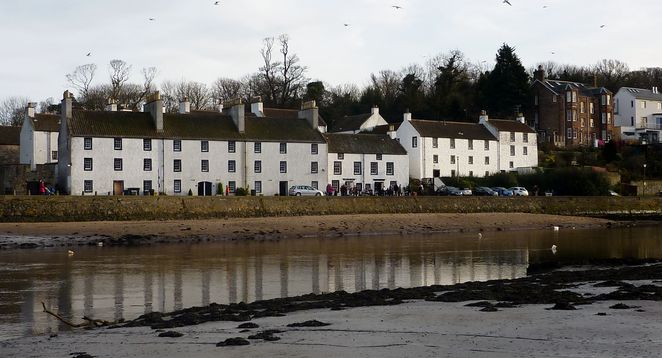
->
0, 226, 661, 341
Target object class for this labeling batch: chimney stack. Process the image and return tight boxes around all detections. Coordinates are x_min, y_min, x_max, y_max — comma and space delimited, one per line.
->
534, 65, 545, 82
61, 90, 73, 120
593, 74, 598, 88
299, 100, 319, 130
178, 97, 190, 114
227, 98, 245, 133
105, 99, 117, 112
387, 124, 396, 139
403, 111, 412, 122
479, 110, 489, 124
516, 113, 526, 124
145, 92, 164, 132
371, 105, 379, 115
653, 87, 659, 94
26, 102, 36, 118
250, 96, 264, 117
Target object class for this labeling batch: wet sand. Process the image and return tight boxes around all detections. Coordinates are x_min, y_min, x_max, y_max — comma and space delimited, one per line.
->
0, 213, 618, 249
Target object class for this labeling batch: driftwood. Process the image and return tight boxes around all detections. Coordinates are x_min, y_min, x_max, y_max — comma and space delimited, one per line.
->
41, 302, 114, 328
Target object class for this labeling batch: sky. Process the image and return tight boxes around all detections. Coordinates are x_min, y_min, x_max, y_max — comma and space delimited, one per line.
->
1, 0, 661, 102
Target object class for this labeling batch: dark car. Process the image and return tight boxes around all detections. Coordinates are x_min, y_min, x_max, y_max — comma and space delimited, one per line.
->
474, 186, 498, 196
437, 186, 463, 196
492, 187, 514, 196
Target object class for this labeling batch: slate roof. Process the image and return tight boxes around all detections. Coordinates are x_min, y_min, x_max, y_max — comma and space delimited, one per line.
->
31, 114, 60, 132
68, 110, 325, 143
409, 119, 497, 141
0, 126, 20, 145
535, 79, 611, 97
367, 123, 402, 134
619, 87, 662, 101
486, 119, 536, 133
330, 113, 372, 132
324, 133, 407, 155
261, 107, 327, 126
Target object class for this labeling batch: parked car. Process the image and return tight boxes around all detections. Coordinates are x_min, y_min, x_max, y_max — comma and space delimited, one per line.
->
492, 187, 513, 196
437, 186, 463, 196
474, 186, 498, 196
509, 187, 529, 196
460, 188, 473, 196
608, 190, 620, 196
289, 185, 324, 196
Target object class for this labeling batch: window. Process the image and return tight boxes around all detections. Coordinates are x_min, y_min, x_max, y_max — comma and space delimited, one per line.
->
143, 139, 152, 151
173, 140, 181, 152
534, 95, 538, 105
641, 117, 648, 127
311, 181, 318, 190
510, 145, 515, 156
631, 100, 634, 108
227, 141, 235, 153
173, 159, 181, 172
469, 171, 473, 177
566, 91, 572, 103
523, 147, 528, 156
451, 170, 456, 177
174, 180, 181, 193
279, 143, 287, 154
468, 156, 473, 165
567, 128, 573, 139
143, 180, 152, 192
433, 155, 438, 163
523, 133, 528, 143
228, 160, 236, 173
228, 181, 236, 193
311, 161, 318, 174
641, 101, 647, 109
412, 136, 418, 148
84, 180, 93, 193
485, 156, 490, 165
114, 138, 122, 150
607, 113, 612, 124
484, 141, 489, 150
468, 139, 473, 150
84, 137, 92, 150
51, 151, 58, 160
376, 154, 382, 161
386, 162, 394, 175
509, 161, 514, 169
353, 162, 362, 175
510, 132, 515, 142
590, 103, 595, 114
254, 160, 261, 173
370, 162, 378, 175
573, 111, 577, 122
572, 91, 577, 103
201, 140, 209, 152
333, 161, 342, 175
658, 103, 662, 111
201, 159, 209, 172
602, 113, 607, 124
84, 158, 93, 171
580, 102, 585, 114
432, 138, 438, 148
332, 180, 340, 192
311, 143, 318, 155
144, 158, 152, 171
280, 161, 287, 173
254, 142, 262, 153
450, 155, 456, 165
255, 181, 262, 194
337, 153, 344, 160
553, 95, 557, 103
450, 138, 455, 149
485, 171, 490, 177
114, 158, 123, 171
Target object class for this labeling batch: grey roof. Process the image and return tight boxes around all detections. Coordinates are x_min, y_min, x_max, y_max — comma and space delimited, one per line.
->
324, 133, 407, 155
486, 119, 536, 133
329, 113, 372, 132
409, 119, 497, 141
261, 107, 327, 126
618, 87, 662, 101
365, 123, 402, 134
0, 126, 20, 145
535, 79, 611, 97
31, 114, 60, 132
68, 110, 325, 143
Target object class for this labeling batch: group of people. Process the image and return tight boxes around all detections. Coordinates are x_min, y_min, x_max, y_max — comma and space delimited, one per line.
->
325, 183, 404, 197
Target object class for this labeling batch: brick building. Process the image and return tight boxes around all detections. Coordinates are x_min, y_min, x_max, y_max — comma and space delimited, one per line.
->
531, 66, 614, 147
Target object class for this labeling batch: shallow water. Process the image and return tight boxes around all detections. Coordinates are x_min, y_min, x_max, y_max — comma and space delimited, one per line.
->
0, 225, 660, 341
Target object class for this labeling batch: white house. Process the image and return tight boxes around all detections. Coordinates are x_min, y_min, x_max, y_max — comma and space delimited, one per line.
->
57, 91, 327, 196
479, 112, 539, 173
329, 106, 388, 133
396, 113, 500, 179
614, 87, 662, 143
20, 102, 60, 170
324, 132, 408, 194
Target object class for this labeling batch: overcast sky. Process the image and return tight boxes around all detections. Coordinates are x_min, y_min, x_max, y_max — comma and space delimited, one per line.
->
1, 0, 660, 102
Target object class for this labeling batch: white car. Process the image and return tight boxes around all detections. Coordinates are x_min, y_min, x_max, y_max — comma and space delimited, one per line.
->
509, 187, 529, 196
289, 185, 324, 196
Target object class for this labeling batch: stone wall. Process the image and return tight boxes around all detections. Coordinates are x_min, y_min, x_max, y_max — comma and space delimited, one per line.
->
0, 164, 57, 194
0, 195, 660, 223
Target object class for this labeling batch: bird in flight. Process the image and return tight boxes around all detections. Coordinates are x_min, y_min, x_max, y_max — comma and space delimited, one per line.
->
214, 1, 220, 5
149, 17, 155, 21
392, 5, 402, 9
344, 23, 351, 27
503, 0, 512, 6
600, 24, 606, 28
86, 52, 91, 57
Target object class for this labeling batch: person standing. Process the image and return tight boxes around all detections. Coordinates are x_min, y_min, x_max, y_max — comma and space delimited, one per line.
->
39, 179, 46, 195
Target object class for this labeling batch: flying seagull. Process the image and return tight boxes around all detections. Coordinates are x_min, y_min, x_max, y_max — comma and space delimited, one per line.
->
503, 0, 512, 6
392, 5, 402, 9
149, 17, 155, 21
344, 23, 351, 27
600, 24, 606, 28
86, 52, 91, 57
214, 1, 220, 5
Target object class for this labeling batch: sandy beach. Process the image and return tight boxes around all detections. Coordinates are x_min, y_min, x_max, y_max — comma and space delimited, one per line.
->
0, 213, 619, 249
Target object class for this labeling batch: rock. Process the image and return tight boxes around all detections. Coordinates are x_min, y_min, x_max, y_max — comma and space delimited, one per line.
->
237, 322, 259, 329
596, 312, 607, 316
216, 337, 250, 347
70, 353, 94, 358
248, 330, 283, 341
158, 331, 183, 338
480, 306, 499, 312
465, 301, 493, 307
609, 303, 633, 309
287, 320, 331, 327
548, 302, 576, 310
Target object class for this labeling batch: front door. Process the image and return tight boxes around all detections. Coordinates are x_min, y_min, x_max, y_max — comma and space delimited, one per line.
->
279, 181, 289, 196
197, 181, 212, 196
113, 180, 124, 196
433, 169, 440, 178
374, 182, 383, 195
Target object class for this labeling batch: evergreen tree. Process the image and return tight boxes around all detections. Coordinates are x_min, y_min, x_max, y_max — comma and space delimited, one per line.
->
481, 44, 530, 118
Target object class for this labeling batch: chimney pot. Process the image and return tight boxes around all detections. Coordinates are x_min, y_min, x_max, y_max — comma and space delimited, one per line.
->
179, 97, 191, 114
479, 110, 489, 123
145, 91, 164, 132
251, 97, 264, 117
371, 106, 379, 115
26, 102, 36, 118
403, 112, 412, 122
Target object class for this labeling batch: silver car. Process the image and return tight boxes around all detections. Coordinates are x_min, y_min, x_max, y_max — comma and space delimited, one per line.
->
509, 187, 529, 196
289, 185, 324, 196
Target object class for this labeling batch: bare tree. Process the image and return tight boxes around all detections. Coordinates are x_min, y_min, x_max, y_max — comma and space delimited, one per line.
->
211, 77, 245, 103
593, 59, 630, 91
259, 37, 280, 104
123, 67, 157, 110
66, 64, 97, 100
38, 97, 55, 114
370, 70, 401, 104
159, 80, 210, 112
109, 59, 132, 101
0, 96, 30, 126
256, 34, 308, 106
277, 34, 307, 106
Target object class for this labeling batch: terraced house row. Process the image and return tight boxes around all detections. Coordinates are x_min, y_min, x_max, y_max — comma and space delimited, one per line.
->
15, 91, 539, 196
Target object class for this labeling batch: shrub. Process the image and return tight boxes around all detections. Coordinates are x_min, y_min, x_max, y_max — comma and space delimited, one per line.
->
235, 187, 249, 196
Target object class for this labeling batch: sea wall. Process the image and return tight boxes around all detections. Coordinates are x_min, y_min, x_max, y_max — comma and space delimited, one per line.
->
0, 195, 660, 223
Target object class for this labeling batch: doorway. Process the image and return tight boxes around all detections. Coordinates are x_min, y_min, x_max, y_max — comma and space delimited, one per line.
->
433, 169, 440, 178
198, 181, 212, 196
279, 181, 289, 196
113, 180, 124, 196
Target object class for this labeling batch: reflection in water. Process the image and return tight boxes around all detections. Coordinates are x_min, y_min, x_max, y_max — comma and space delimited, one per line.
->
0, 225, 661, 340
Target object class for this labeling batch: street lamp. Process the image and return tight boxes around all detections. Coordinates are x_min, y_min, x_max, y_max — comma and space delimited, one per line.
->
643, 163, 647, 196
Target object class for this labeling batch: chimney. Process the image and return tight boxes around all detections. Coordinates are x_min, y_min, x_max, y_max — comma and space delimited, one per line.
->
217, 99, 224, 113
227, 98, 245, 133
299, 100, 319, 129
533, 65, 545, 82
145, 91, 164, 132
516, 113, 526, 124
403, 111, 412, 122
479, 110, 489, 124
653, 87, 659, 94
61, 90, 73, 120
387, 124, 396, 139
250, 96, 264, 117
26, 102, 36, 118
593, 74, 598, 88
371, 105, 379, 115
178, 97, 190, 114
105, 99, 117, 112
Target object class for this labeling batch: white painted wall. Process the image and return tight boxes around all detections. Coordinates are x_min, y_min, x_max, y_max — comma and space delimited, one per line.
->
421, 137, 499, 178
326, 152, 409, 192
493, 131, 538, 172
19, 119, 33, 166
395, 120, 422, 179
19, 120, 58, 168
614, 89, 662, 128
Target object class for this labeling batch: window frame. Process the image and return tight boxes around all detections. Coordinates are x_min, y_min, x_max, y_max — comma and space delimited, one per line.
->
144, 158, 152, 171
370, 162, 378, 175
228, 160, 236, 173
254, 160, 261, 173
173, 159, 182, 172
113, 138, 122, 150
333, 161, 342, 175
386, 162, 394, 175
173, 139, 182, 152
84, 158, 93, 171
174, 180, 182, 193
353, 161, 362, 175
227, 141, 235, 153
254, 142, 261, 153
84, 137, 93, 150
201, 140, 209, 152
114, 158, 123, 171
201, 159, 209, 172
280, 161, 287, 173
143, 139, 152, 151
279, 142, 287, 154
83, 180, 93, 193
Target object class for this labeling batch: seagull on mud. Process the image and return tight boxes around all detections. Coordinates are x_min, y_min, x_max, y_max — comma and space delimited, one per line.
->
478, 232, 483, 239
67, 250, 75, 256
551, 245, 558, 254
